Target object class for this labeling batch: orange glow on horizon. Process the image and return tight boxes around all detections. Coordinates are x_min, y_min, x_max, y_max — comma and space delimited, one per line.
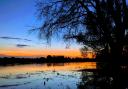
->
87, 52, 96, 59
0, 49, 82, 58
82, 51, 96, 59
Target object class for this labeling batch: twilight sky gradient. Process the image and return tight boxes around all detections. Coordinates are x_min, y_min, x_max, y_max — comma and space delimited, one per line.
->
0, 0, 82, 58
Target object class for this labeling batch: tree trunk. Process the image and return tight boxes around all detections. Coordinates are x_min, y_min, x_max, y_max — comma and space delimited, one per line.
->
109, 42, 123, 72
111, 44, 123, 60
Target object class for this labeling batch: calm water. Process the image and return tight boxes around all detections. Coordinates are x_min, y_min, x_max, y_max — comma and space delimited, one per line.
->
0, 62, 96, 89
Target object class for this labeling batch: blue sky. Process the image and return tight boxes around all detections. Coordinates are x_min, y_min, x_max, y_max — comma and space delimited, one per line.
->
0, 0, 82, 57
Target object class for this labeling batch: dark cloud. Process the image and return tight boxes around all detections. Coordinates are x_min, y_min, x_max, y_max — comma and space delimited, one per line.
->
16, 44, 29, 48
0, 36, 32, 41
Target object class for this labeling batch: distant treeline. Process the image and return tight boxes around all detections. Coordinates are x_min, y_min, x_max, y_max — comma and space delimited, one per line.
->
0, 55, 96, 65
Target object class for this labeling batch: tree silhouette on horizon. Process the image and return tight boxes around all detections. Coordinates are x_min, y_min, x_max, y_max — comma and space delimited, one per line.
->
35, 0, 128, 60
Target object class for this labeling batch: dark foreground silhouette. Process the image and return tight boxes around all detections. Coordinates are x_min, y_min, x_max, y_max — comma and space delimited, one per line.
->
78, 65, 128, 89
0, 55, 96, 66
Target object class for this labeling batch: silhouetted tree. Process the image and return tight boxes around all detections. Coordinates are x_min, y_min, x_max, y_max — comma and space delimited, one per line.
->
36, 0, 128, 60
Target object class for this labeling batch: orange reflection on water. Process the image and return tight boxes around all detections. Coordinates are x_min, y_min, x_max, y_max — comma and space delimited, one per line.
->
0, 62, 96, 75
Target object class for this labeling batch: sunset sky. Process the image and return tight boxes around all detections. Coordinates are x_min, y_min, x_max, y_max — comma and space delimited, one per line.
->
0, 0, 82, 58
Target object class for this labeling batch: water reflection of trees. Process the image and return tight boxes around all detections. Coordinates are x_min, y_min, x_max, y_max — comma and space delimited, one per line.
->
47, 63, 64, 66
77, 68, 128, 89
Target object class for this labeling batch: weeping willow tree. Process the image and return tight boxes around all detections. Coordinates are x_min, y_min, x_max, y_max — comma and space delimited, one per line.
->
35, 0, 128, 60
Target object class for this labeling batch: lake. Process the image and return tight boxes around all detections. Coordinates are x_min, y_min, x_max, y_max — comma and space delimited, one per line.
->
0, 62, 96, 89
